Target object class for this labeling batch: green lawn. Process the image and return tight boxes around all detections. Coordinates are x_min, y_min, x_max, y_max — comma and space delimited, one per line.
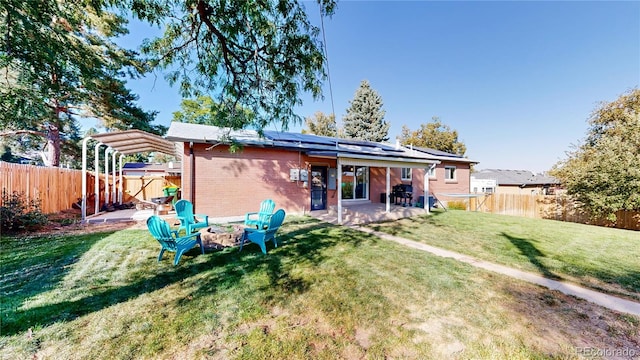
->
1, 216, 638, 359
369, 210, 640, 300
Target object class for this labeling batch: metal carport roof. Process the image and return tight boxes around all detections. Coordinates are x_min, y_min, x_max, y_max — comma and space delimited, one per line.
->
81, 130, 178, 221
89, 129, 177, 155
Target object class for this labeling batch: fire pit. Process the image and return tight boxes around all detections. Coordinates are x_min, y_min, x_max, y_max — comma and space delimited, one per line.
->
198, 225, 245, 250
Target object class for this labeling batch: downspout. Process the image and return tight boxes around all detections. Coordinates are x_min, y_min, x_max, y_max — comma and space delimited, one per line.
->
189, 142, 195, 209
94, 142, 103, 215
81, 137, 91, 221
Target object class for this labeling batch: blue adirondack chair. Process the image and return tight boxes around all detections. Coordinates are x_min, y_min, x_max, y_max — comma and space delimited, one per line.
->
244, 199, 276, 229
146, 215, 204, 265
174, 199, 209, 235
240, 209, 286, 254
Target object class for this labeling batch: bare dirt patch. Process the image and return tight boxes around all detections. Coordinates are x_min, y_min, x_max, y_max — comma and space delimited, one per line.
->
21, 209, 146, 237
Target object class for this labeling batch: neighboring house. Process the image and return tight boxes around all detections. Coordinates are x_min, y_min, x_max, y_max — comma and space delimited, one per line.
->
471, 169, 561, 195
165, 122, 477, 220
122, 162, 182, 177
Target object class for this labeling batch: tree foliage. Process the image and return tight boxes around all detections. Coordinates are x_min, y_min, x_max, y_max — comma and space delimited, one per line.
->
0, 0, 160, 167
400, 117, 467, 156
342, 80, 389, 142
551, 88, 640, 220
302, 111, 337, 137
1, 0, 337, 166
173, 95, 221, 125
139, 0, 336, 133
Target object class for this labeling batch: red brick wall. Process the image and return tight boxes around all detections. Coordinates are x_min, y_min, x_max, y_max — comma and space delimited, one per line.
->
181, 143, 338, 217
181, 142, 471, 216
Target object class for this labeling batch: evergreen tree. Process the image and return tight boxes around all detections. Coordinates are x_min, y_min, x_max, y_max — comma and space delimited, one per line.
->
302, 111, 337, 137
0, 0, 158, 167
342, 80, 389, 142
400, 116, 467, 156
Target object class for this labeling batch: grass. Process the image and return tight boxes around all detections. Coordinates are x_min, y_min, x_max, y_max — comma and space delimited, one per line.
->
1, 216, 638, 359
369, 210, 640, 300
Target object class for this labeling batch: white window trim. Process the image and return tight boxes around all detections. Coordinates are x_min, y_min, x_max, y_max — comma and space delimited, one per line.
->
427, 166, 436, 178
445, 166, 457, 181
401, 168, 412, 181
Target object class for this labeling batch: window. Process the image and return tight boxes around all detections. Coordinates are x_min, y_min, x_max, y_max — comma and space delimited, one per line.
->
401, 168, 412, 181
445, 166, 456, 181
427, 166, 436, 178
341, 165, 369, 200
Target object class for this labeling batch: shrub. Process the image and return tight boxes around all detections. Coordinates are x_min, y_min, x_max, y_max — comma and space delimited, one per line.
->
1, 189, 48, 233
447, 200, 467, 210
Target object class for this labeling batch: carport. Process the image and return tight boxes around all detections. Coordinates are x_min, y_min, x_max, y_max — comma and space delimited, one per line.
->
80, 130, 178, 221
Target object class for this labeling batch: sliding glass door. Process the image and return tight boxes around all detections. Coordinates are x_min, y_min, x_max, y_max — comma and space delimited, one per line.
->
341, 165, 369, 200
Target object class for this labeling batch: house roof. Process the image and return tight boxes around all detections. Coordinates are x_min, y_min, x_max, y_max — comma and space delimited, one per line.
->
472, 169, 560, 186
165, 122, 477, 165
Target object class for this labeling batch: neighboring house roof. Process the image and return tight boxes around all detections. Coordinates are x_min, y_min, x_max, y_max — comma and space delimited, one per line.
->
472, 169, 560, 186
123, 162, 182, 174
165, 122, 477, 165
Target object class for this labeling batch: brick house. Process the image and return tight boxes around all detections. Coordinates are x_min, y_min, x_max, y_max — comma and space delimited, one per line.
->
166, 122, 477, 223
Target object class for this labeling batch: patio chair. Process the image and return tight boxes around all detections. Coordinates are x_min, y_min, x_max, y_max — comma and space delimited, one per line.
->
146, 215, 204, 265
244, 199, 276, 229
240, 209, 286, 254
174, 199, 209, 235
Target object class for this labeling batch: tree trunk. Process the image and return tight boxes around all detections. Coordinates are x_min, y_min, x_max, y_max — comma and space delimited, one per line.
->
46, 123, 61, 167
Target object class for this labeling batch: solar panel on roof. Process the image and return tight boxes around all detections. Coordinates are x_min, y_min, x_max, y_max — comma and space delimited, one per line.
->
262, 130, 401, 152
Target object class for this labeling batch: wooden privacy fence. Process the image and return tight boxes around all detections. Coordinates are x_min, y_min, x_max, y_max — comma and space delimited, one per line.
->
469, 193, 640, 231
0, 161, 106, 215
0, 162, 184, 215
122, 175, 181, 203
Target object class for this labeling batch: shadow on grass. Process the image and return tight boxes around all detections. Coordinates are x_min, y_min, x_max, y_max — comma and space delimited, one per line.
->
2, 219, 379, 336
368, 209, 447, 236
0, 231, 121, 323
501, 232, 561, 280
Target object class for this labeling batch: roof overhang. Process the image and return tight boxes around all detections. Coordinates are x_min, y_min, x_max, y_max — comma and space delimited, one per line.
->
307, 151, 440, 168
88, 130, 177, 156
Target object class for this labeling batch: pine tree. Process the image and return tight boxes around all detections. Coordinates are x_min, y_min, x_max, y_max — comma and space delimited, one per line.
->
342, 80, 389, 142
0, 0, 158, 167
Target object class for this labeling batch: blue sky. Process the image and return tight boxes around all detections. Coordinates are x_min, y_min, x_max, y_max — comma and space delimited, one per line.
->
113, 1, 639, 173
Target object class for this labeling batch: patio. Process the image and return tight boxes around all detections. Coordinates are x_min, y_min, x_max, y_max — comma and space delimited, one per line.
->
309, 203, 428, 226
85, 202, 428, 226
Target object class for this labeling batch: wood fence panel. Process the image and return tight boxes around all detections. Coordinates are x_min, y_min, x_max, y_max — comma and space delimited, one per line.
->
469, 193, 639, 231
123, 175, 181, 203
0, 161, 105, 215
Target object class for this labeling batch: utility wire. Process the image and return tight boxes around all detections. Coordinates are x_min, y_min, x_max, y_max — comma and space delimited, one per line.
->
319, 4, 336, 121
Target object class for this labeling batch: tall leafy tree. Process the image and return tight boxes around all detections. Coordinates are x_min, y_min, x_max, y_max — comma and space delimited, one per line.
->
0, 0, 161, 167
302, 111, 337, 137
342, 80, 389, 142
173, 96, 221, 125
400, 116, 467, 156
551, 88, 640, 221
140, 0, 336, 133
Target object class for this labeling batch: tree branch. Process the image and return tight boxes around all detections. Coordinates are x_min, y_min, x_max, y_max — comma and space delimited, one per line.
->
0, 130, 46, 138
